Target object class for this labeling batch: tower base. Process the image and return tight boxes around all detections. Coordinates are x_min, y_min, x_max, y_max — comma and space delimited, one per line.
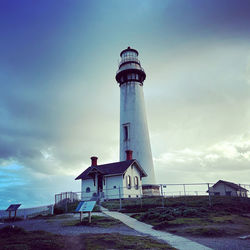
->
142, 184, 160, 196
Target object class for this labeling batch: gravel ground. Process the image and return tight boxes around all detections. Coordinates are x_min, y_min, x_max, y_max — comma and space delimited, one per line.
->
186, 235, 250, 250
0, 213, 145, 237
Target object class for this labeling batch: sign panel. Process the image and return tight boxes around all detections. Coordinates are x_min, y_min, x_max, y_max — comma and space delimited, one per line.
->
6, 204, 21, 211
75, 201, 96, 212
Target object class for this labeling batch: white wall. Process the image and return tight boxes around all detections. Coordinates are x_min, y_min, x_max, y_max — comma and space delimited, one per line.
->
120, 81, 156, 185
105, 175, 123, 199
81, 178, 97, 200
209, 183, 239, 196
122, 164, 142, 198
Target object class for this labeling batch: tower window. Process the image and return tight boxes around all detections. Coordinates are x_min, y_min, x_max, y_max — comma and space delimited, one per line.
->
123, 124, 130, 141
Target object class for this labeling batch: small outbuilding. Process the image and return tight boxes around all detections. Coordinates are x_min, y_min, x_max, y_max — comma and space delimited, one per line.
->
75, 150, 147, 201
208, 180, 248, 197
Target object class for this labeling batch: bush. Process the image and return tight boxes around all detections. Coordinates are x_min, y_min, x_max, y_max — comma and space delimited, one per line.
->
183, 208, 198, 217
153, 221, 180, 230
186, 227, 226, 237
54, 206, 64, 215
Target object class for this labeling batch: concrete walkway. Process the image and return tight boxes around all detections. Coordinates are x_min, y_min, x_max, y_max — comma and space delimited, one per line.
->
101, 207, 212, 250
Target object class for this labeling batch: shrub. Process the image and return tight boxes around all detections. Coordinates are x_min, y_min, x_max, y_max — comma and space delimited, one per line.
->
183, 208, 198, 217
54, 206, 64, 215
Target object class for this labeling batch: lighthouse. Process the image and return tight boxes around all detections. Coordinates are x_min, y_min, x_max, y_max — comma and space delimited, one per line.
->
115, 47, 159, 195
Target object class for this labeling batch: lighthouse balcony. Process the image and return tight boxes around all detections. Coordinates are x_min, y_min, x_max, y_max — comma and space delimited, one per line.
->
116, 64, 145, 75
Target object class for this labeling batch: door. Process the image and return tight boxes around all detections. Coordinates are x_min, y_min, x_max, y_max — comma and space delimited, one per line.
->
97, 175, 103, 194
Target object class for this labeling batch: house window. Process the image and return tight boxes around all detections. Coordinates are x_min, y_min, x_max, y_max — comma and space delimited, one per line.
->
123, 123, 130, 141
86, 187, 90, 193
113, 186, 117, 189
128, 195, 131, 198
226, 191, 231, 196
126, 175, 131, 189
134, 176, 139, 190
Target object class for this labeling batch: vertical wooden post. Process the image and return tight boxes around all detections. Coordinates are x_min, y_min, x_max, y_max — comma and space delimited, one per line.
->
14, 210, 17, 219
139, 186, 142, 209
183, 184, 186, 196
119, 186, 122, 210
88, 212, 91, 223
160, 184, 163, 196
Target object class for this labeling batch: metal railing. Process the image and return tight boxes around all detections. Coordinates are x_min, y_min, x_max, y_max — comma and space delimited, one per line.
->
119, 56, 140, 67
54, 182, 250, 210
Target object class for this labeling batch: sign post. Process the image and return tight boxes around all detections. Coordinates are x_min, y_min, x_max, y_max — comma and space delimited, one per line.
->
75, 201, 96, 223
6, 204, 21, 220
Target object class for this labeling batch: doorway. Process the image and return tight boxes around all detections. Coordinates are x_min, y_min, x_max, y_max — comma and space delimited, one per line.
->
97, 175, 103, 194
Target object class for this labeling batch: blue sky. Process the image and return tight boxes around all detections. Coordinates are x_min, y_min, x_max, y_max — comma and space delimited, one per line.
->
0, 0, 250, 208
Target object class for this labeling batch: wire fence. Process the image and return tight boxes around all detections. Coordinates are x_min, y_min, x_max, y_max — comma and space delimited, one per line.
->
55, 182, 250, 211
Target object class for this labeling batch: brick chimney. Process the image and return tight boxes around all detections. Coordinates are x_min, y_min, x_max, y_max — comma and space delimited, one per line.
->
91, 156, 98, 166
125, 150, 133, 160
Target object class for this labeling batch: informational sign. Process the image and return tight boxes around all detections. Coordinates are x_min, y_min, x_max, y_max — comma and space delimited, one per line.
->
6, 204, 21, 211
6, 204, 21, 219
75, 201, 96, 212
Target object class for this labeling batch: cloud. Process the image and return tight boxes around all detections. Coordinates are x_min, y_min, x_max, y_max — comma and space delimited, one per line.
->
0, 0, 249, 208
155, 134, 250, 184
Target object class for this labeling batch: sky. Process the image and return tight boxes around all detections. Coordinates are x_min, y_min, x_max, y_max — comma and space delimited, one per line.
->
0, 0, 250, 208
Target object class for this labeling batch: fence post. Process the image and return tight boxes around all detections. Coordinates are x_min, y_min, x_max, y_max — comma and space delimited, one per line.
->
65, 199, 68, 213
119, 186, 122, 210
139, 186, 142, 209
207, 183, 211, 206
183, 184, 186, 196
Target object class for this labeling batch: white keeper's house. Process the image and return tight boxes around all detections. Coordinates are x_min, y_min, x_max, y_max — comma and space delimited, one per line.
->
208, 180, 248, 197
75, 150, 147, 200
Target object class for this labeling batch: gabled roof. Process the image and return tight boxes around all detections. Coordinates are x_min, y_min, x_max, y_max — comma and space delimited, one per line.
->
213, 180, 248, 192
75, 159, 147, 180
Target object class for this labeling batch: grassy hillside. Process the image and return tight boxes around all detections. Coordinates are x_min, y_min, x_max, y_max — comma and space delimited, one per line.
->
102, 195, 250, 213
102, 196, 250, 237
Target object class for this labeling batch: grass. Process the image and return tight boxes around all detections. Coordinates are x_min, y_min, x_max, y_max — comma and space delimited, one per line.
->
3, 217, 23, 223
183, 227, 227, 237
0, 226, 175, 250
102, 196, 250, 237
62, 216, 122, 228
102, 196, 250, 213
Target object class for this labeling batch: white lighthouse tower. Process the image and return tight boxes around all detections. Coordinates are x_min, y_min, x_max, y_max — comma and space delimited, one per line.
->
116, 47, 159, 195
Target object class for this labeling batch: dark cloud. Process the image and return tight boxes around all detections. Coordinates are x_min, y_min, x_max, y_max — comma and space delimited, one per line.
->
162, 0, 250, 38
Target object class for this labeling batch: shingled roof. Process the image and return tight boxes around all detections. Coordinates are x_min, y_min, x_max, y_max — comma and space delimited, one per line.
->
213, 180, 248, 192
75, 159, 147, 180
